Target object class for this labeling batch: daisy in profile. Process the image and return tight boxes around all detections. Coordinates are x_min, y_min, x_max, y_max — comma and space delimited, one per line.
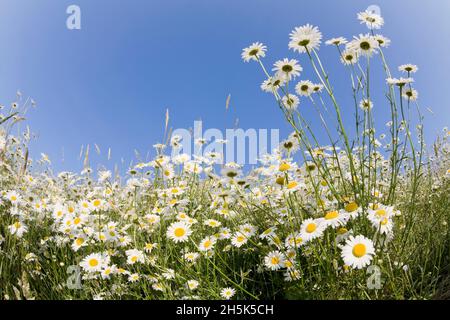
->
299, 218, 325, 242
386, 77, 414, 87
402, 88, 419, 101
241, 42, 267, 62
167, 221, 192, 243
399, 64, 418, 74
295, 80, 314, 97
260, 74, 285, 93
288, 24, 322, 53
357, 10, 384, 29
347, 34, 378, 57
340, 201, 362, 219
184, 252, 200, 263
340, 49, 359, 65
282, 94, 300, 111
359, 99, 374, 111
220, 287, 236, 300
272, 58, 303, 80
373, 34, 391, 48
321, 210, 349, 228
264, 251, 285, 271
125, 249, 145, 265
80, 253, 106, 273
341, 235, 375, 269
325, 37, 347, 46
71, 236, 87, 251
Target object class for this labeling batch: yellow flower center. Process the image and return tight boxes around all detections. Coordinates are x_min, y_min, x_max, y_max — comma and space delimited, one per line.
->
275, 176, 285, 185
131, 256, 138, 262
74, 217, 81, 225
375, 209, 387, 218
306, 223, 317, 233
352, 244, 366, 258
337, 227, 348, 235
11, 196, 17, 201
203, 240, 212, 248
93, 200, 101, 207
174, 228, 186, 238
89, 259, 99, 267
279, 163, 290, 172
287, 181, 298, 189
75, 238, 84, 246
381, 218, 389, 225
271, 257, 280, 265
325, 210, 338, 220
345, 202, 359, 212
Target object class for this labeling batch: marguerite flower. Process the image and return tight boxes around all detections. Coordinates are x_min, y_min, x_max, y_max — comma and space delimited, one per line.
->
299, 218, 325, 242
264, 250, 285, 270
288, 24, 322, 53
125, 249, 145, 264
220, 287, 236, 300
80, 253, 106, 273
357, 10, 384, 29
166, 221, 192, 243
341, 235, 375, 269
273, 58, 303, 80
241, 42, 267, 62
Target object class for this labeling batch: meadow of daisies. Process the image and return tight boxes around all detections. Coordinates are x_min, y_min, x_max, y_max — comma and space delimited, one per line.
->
0, 10, 449, 300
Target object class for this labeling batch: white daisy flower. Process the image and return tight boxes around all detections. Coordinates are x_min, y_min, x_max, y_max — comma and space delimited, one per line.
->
357, 10, 384, 29
272, 58, 303, 80
220, 287, 236, 300
241, 42, 267, 62
288, 24, 322, 53
299, 218, 325, 242
341, 235, 376, 269
166, 221, 192, 243
264, 250, 285, 270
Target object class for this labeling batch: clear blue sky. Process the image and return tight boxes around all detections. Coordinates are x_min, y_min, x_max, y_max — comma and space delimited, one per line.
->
1, 0, 449, 172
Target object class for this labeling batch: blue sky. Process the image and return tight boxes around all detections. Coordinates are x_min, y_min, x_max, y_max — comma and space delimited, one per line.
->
0, 0, 449, 173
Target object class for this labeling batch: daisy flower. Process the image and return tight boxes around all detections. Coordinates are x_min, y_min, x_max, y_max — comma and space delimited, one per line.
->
373, 34, 391, 48
166, 221, 192, 243
5, 191, 21, 205
282, 94, 300, 111
80, 253, 106, 273
340, 49, 359, 65
299, 218, 325, 242
8, 221, 27, 238
272, 58, 303, 80
357, 10, 384, 29
321, 210, 349, 228
220, 287, 236, 300
125, 249, 145, 265
187, 280, 199, 290
264, 251, 285, 271
184, 252, 200, 263
295, 80, 314, 97
325, 37, 347, 46
231, 232, 248, 248
241, 42, 267, 62
347, 34, 379, 57
260, 74, 285, 93
198, 236, 216, 252
288, 24, 322, 53
399, 64, 418, 74
359, 99, 374, 111
402, 88, 419, 101
341, 235, 376, 269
